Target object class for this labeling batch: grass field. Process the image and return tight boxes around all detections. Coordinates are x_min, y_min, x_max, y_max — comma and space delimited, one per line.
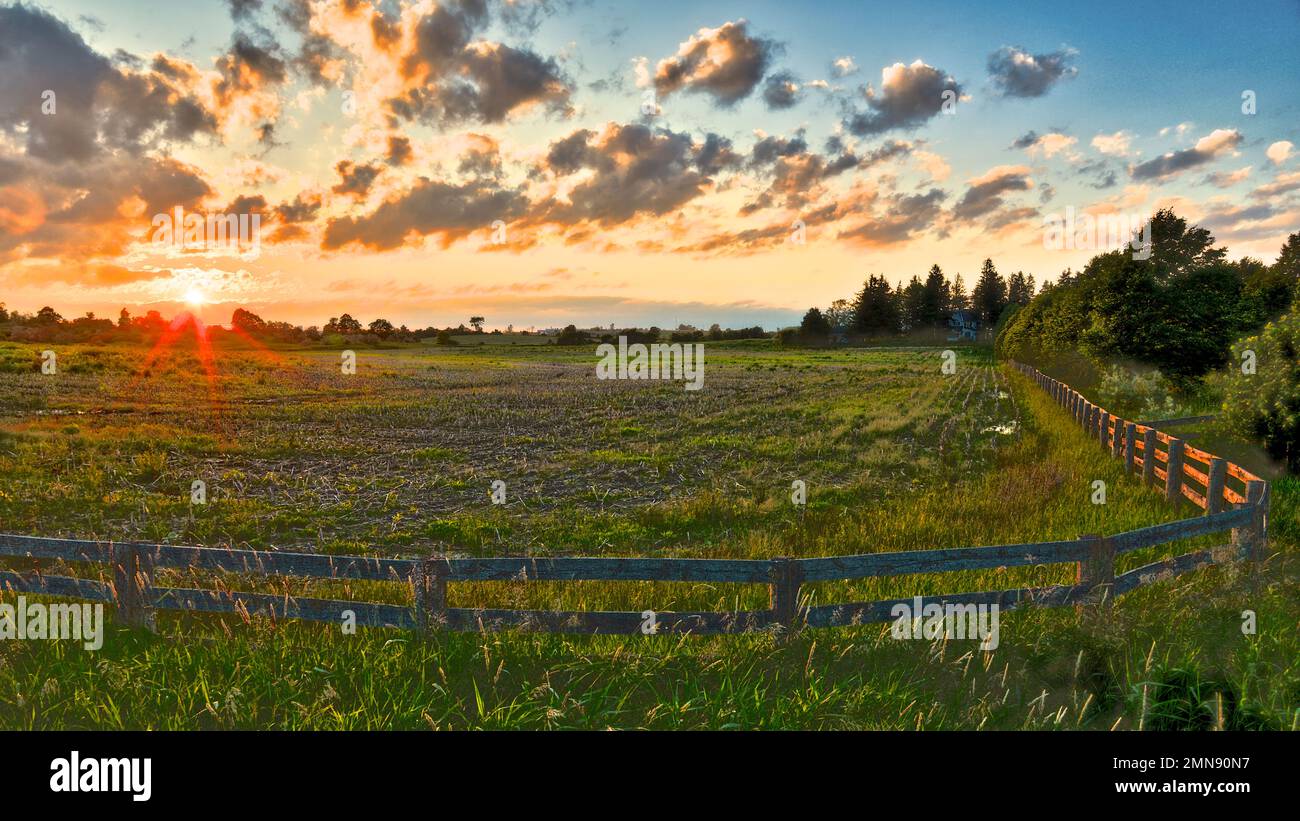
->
0, 338, 1295, 729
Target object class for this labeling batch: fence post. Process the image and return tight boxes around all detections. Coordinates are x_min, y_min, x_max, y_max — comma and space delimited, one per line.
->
1082, 402, 1092, 431
1142, 428, 1157, 486
1233, 481, 1269, 563
413, 555, 449, 633
1205, 458, 1226, 515
1098, 411, 1110, 448
1077, 534, 1115, 607
110, 543, 155, 631
769, 557, 803, 637
1111, 419, 1123, 459
1124, 423, 1136, 473
1165, 438, 1184, 504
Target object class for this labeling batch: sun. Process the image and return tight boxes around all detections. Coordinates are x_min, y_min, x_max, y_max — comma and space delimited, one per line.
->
183, 286, 207, 307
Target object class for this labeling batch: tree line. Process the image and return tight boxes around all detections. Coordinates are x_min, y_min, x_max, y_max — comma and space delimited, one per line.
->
790, 259, 1042, 344
997, 209, 1299, 385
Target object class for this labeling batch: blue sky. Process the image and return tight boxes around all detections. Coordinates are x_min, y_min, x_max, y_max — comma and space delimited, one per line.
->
2, 0, 1298, 329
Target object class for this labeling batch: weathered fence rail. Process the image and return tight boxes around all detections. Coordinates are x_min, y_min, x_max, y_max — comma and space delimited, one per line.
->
0, 361, 1269, 637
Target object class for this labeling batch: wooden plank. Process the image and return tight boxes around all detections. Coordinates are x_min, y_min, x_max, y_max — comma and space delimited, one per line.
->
1142, 415, 1217, 429
152, 587, 772, 634
1111, 507, 1251, 553
768, 557, 803, 636
1183, 463, 1209, 488
1223, 487, 1246, 505
798, 539, 1090, 582
1165, 439, 1185, 504
1112, 547, 1225, 596
1226, 462, 1262, 484
111, 542, 154, 631
0, 571, 113, 601
440, 556, 772, 583
1077, 534, 1115, 606
1235, 481, 1269, 562
1124, 423, 1136, 473
0, 534, 113, 563
152, 587, 417, 628
441, 607, 769, 634
1142, 429, 1157, 487
1180, 483, 1208, 510
147, 544, 416, 581
0, 536, 417, 581
0, 536, 773, 584
412, 557, 448, 631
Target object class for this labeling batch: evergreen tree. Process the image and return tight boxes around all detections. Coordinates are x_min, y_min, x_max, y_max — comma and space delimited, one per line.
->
901, 275, 926, 330
922, 264, 947, 325
949, 273, 969, 313
1007, 271, 1033, 306
1276, 232, 1300, 283
852, 275, 901, 335
971, 258, 1008, 324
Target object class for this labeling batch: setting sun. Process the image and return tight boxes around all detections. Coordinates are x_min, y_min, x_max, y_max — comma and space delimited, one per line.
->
183, 286, 207, 307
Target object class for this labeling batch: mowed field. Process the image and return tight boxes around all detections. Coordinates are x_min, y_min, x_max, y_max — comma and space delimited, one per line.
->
0, 338, 1295, 729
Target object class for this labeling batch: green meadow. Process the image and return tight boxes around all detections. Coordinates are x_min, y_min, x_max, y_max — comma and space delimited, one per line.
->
0, 338, 1295, 729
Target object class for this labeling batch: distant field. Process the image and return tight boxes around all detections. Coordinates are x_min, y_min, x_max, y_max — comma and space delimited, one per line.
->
0, 338, 1295, 729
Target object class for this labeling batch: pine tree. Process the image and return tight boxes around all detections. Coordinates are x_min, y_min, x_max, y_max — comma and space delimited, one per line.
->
949, 273, 969, 313
971, 258, 1008, 324
922, 264, 946, 326
852, 275, 901, 335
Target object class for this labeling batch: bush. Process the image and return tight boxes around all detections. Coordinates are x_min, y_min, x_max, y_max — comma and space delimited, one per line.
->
435, 329, 458, 346
1093, 365, 1179, 420
1217, 308, 1300, 469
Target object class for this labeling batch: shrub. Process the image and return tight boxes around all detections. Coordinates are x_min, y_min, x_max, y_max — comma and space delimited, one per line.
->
1093, 365, 1179, 420
1217, 308, 1300, 469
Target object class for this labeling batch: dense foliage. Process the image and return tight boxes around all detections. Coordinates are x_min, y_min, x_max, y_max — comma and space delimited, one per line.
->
1218, 307, 1300, 470
997, 212, 1296, 386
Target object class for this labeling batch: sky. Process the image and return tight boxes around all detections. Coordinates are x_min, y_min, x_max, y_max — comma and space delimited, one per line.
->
1, 0, 1298, 330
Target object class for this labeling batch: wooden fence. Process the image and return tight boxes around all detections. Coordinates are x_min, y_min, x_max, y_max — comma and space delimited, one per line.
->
0, 361, 1269, 637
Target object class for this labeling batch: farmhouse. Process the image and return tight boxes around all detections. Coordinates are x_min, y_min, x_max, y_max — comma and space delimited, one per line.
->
947, 310, 979, 342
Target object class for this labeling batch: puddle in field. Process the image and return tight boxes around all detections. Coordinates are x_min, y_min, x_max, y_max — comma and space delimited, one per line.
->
983, 421, 1020, 435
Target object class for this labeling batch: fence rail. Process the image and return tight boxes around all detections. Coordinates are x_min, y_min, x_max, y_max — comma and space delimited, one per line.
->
0, 361, 1269, 637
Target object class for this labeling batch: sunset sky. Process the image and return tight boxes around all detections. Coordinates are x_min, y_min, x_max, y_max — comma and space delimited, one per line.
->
1, 0, 1298, 330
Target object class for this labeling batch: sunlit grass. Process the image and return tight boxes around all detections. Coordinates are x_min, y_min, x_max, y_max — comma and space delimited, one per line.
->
0, 340, 1294, 729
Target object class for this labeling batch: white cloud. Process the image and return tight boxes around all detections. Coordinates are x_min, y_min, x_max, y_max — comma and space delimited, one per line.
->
1266, 140, 1294, 166
1091, 130, 1133, 157
831, 56, 858, 78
